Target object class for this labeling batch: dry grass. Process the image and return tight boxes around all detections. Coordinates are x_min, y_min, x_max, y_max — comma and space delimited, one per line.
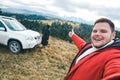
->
40, 20, 80, 27
0, 36, 78, 80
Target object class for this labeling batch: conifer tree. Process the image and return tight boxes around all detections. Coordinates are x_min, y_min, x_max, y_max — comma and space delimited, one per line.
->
0, 8, 2, 15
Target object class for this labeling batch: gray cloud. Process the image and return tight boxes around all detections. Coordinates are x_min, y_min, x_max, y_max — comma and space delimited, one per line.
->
52, 0, 76, 12
0, 0, 120, 27
96, 7, 120, 20
74, 2, 120, 21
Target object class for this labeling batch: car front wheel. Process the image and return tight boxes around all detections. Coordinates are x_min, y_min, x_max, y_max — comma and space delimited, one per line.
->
8, 40, 22, 54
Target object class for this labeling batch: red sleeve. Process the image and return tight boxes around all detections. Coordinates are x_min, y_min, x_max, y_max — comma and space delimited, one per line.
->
102, 53, 120, 80
71, 34, 86, 50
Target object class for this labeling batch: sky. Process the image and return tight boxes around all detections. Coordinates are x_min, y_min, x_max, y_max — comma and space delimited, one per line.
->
0, 0, 120, 28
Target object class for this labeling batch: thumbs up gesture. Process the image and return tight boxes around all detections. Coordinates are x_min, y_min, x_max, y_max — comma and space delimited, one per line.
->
69, 28, 75, 37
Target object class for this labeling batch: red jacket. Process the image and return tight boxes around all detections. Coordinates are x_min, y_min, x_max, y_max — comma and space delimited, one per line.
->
64, 34, 120, 80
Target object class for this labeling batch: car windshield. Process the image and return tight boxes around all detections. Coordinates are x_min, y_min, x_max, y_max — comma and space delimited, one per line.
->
3, 19, 26, 31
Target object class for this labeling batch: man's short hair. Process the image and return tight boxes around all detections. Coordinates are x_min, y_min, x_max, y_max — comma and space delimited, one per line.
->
94, 18, 115, 32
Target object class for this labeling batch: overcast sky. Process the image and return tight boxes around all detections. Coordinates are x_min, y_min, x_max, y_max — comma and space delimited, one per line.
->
0, 0, 120, 28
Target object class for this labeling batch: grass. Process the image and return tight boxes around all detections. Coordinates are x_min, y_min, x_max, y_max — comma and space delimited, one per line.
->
0, 36, 78, 80
40, 20, 80, 27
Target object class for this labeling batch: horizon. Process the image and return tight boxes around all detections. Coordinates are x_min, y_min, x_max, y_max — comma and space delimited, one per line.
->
0, 0, 120, 28
0, 6, 120, 30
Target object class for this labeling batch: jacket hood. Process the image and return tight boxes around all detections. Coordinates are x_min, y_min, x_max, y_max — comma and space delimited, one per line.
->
85, 38, 120, 50
109, 38, 120, 47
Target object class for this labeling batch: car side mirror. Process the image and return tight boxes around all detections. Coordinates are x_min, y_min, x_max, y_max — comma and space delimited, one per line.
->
0, 27, 5, 31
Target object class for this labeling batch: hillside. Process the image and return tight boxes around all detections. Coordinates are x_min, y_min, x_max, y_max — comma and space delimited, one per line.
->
0, 36, 78, 80
40, 20, 80, 27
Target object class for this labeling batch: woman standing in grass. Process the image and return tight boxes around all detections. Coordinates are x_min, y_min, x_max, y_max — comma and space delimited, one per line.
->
41, 25, 50, 48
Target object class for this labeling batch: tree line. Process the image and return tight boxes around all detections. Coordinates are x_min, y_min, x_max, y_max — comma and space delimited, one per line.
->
20, 20, 93, 42
20, 20, 120, 43
0, 10, 120, 42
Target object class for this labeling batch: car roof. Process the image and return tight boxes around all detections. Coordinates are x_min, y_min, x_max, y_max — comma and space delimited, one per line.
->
0, 15, 15, 20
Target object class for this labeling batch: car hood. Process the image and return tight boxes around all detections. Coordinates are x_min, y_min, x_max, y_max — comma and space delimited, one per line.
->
13, 29, 40, 37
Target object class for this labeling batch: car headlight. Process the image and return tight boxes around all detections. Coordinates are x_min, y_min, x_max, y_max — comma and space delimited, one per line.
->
25, 36, 34, 41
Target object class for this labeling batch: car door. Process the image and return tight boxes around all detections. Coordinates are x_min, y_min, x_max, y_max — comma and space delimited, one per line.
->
0, 21, 8, 45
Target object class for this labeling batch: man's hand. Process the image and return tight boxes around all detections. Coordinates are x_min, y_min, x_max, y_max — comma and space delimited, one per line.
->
69, 28, 74, 37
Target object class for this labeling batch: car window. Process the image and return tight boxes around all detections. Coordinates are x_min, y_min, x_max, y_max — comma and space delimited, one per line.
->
3, 19, 26, 31
3, 20, 15, 30
0, 21, 5, 28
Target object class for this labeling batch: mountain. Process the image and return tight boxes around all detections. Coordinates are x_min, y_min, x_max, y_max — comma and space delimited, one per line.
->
115, 27, 120, 31
1, 7, 120, 31
1, 7, 91, 24
1, 8, 39, 15
62, 16, 93, 24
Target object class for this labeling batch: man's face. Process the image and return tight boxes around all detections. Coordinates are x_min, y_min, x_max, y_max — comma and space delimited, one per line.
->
91, 22, 116, 48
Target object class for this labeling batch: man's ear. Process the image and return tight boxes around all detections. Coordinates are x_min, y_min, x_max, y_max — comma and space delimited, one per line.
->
112, 31, 116, 39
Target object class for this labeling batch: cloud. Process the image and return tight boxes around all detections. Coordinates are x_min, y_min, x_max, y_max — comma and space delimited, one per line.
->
96, 7, 120, 20
0, 0, 120, 28
52, 0, 76, 12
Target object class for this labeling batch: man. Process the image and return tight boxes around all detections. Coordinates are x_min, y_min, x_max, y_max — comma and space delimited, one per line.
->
64, 18, 120, 80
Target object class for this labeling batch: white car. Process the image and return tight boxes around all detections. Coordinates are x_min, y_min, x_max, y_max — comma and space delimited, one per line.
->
0, 15, 42, 54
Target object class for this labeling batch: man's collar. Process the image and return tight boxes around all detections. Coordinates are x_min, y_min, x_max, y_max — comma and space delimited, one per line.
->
92, 40, 114, 49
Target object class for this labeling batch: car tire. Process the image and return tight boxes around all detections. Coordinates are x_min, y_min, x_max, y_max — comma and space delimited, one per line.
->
8, 40, 22, 54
